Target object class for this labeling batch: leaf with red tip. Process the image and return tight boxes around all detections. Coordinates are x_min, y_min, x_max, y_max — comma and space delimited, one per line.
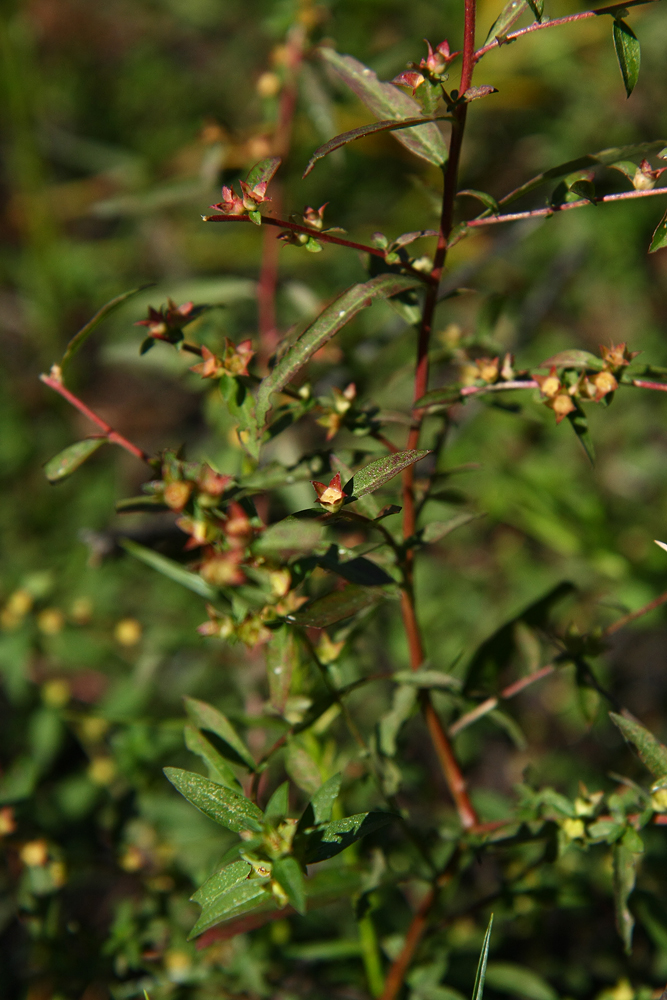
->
245, 156, 281, 190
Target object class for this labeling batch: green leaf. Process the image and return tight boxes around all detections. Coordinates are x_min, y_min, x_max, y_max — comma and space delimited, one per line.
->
526, 0, 544, 20
538, 350, 604, 371
255, 274, 422, 427
286, 743, 322, 795
303, 115, 452, 177
499, 141, 666, 208
393, 670, 461, 690
613, 19, 640, 98
265, 626, 298, 714
379, 685, 417, 757
297, 812, 394, 863
44, 437, 106, 483
613, 828, 643, 952
319, 547, 394, 587
344, 449, 431, 499
609, 712, 667, 783
164, 767, 264, 832
119, 538, 217, 600
184, 697, 257, 771
308, 773, 342, 825
484, 0, 530, 44
61, 285, 151, 368
472, 915, 494, 1000
254, 514, 327, 557
331, 455, 380, 518
245, 156, 281, 189
288, 584, 383, 628
264, 781, 290, 823
566, 405, 595, 466
319, 48, 448, 167
191, 859, 253, 907
458, 189, 500, 213
414, 384, 465, 409
649, 207, 667, 253
484, 964, 556, 1000
184, 724, 242, 790
272, 856, 307, 915
189, 875, 272, 938
421, 512, 482, 544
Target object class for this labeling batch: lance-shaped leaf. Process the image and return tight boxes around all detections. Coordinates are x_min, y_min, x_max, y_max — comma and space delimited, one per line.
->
613, 827, 644, 953
265, 627, 298, 714
458, 189, 500, 214
61, 285, 151, 368
538, 349, 604, 371
472, 915, 494, 1000
164, 767, 264, 832
319, 48, 448, 167
344, 449, 431, 500
245, 156, 281, 189
184, 697, 256, 771
307, 773, 342, 825
414, 384, 465, 409
189, 874, 272, 939
609, 712, 667, 784
296, 811, 394, 864
272, 856, 307, 915
287, 584, 383, 628
119, 538, 218, 600
393, 669, 461, 690
254, 514, 327, 557
649, 207, 667, 253
484, 0, 530, 44
303, 115, 452, 177
566, 405, 595, 466
484, 963, 556, 1000
264, 781, 290, 823
255, 274, 422, 426
184, 725, 242, 790
286, 743, 322, 795
44, 437, 106, 483
379, 685, 417, 757
192, 859, 253, 908
498, 141, 667, 208
421, 512, 482, 544
613, 19, 640, 98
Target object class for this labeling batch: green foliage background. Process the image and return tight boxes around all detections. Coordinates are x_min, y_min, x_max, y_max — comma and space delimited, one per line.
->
2, 0, 667, 998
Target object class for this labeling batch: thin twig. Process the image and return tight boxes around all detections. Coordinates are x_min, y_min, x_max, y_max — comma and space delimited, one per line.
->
380, 887, 436, 1000
474, 0, 659, 62
604, 589, 667, 635
449, 663, 556, 736
40, 373, 151, 464
462, 186, 667, 230
631, 378, 667, 391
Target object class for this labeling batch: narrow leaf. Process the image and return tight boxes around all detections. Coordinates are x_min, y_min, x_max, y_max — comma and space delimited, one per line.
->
344, 449, 431, 499
256, 275, 422, 426
538, 350, 604, 370
609, 712, 667, 783
499, 141, 666, 208
414, 384, 465, 409
458, 189, 500, 213
61, 285, 151, 367
191, 859, 253, 907
286, 743, 322, 795
265, 627, 298, 714
331, 455, 379, 518
319, 48, 448, 167
393, 670, 461, 690
649, 207, 667, 253
254, 514, 327, 557
184, 725, 242, 789
484, 963, 556, 1000
44, 437, 106, 483
566, 406, 595, 466
462, 86, 499, 103
164, 767, 264, 832
308, 773, 342, 825
298, 812, 394, 863
613, 19, 640, 98
613, 829, 643, 952
484, 0, 529, 44
119, 538, 217, 599
272, 856, 307, 915
288, 585, 382, 628
304, 115, 451, 177
526, 0, 544, 21
184, 697, 257, 771
379, 685, 417, 757
189, 877, 271, 939
245, 156, 281, 189
472, 915, 494, 1000
421, 512, 482, 544
264, 781, 290, 823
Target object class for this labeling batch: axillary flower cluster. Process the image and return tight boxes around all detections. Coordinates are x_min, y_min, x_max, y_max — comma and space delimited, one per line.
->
534, 343, 639, 424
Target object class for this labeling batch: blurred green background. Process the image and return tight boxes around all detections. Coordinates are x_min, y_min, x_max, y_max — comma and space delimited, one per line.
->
2, 0, 667, 997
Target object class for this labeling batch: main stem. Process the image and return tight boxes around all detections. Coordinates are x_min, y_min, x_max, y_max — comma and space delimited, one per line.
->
400, 0, 479, 833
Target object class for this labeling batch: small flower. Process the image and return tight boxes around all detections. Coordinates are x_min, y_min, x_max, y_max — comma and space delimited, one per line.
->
190, 339, 255, 379
333, 383, 357, 414
198, 604, 235, 639
224, 501, 253, 548
590, 370, 618, 401
312, 472, 346, 513
200, 549, 246, 587
135, 300, 195, 344
534, 368, 561, 399
211, 184, 247, 216
475, 357, 500, 383
420, 38, 456, 77
302, 204, 328, 231
197, 465, 232, 497
392, 71, 425, 94
599, 342, 640, 370
163, 480, 193, 511
500, 352, 515, 381
546, 392, 576, 424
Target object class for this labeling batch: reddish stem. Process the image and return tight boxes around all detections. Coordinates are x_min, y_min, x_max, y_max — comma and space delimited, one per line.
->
604, 589, 667, 636
463, 186, 667, 231
40, 373, 151, 464
474, 0, 658, 62
380, 888, 436, 1000
631, 378, 667, 391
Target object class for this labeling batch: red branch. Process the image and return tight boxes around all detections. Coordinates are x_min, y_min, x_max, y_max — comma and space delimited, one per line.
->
463, 186, 667, 231
40, 373, 151, 464
474, 0, 659, 61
